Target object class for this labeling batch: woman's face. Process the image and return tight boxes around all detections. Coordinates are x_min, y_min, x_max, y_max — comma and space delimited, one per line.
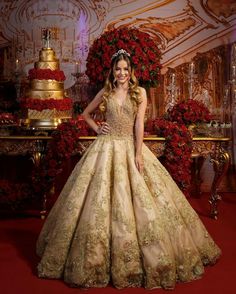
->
113, 59, 130, 85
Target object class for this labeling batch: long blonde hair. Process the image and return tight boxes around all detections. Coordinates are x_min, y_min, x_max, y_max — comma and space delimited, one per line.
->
99, 52, 141, 112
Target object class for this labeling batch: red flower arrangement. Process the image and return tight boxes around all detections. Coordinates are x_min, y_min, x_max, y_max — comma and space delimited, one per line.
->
28, 68, 66, 81
153, 118, 193, 195
167, 99, 212, 125
20, 98, 72, 111
32, 118, 89, 196
0, 118, 90, 211
86, 27, 162, 88
0, 112, 18, 125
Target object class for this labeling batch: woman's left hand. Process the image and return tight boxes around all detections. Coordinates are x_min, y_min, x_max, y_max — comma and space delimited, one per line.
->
135, 154, 144, 174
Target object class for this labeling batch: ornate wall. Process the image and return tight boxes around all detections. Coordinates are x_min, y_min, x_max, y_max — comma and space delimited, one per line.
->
0, 0, 236, 163
0, 0, 235, 83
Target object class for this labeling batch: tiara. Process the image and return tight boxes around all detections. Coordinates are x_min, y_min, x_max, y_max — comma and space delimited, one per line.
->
111, 49, 130, 60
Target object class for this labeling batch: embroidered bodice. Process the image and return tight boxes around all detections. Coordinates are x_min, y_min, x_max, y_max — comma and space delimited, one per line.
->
104, 96, 136, 138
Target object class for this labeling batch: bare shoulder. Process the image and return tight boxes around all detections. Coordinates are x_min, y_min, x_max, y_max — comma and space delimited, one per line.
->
138, 86, 147, 101
97, 87, 105, 97
138, 86, 146, 94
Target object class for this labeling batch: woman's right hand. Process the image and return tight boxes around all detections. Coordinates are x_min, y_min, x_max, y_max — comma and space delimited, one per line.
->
97, 122, 110, 135
135, 154, 144, 174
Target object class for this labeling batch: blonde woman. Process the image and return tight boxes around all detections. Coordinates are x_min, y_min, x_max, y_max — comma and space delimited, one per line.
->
36, 49, 221, 290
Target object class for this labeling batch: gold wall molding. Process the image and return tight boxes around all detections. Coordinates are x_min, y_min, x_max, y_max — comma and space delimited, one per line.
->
1, 0, 236, 77
201, 0, 236, 22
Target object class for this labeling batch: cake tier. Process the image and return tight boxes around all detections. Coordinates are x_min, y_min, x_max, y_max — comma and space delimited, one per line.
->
30, 79, 64, 91
26, 90, 64, 99
39, 48, 57, 61
35, 61, 59, 70
27, 109, 72, 120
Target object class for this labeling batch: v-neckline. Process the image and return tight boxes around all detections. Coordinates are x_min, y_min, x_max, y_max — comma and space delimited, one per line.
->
113, 93, 129, 108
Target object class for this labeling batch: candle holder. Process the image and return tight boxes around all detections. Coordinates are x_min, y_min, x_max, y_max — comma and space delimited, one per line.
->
232, 65, 236, 81
166, 69, 178, 111
228, 60, 236, 114
42, 28, 51, 49
188, 61, 195, 99
71, 72, 84, 80
71, 72, 89, 102
13, 68, 22, 102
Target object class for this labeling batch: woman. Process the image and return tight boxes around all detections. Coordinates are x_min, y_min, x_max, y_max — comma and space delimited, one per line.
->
36, 49, 221, 289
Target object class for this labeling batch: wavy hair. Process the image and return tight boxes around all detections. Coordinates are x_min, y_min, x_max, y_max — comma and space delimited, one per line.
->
99, 52, 141, 112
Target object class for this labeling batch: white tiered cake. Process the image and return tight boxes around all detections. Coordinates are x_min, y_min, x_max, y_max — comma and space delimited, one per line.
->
21, 47, 72, 128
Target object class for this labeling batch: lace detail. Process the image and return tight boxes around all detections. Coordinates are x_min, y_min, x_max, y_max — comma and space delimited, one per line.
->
105, 97, 136, 138
36, 93, 221, 289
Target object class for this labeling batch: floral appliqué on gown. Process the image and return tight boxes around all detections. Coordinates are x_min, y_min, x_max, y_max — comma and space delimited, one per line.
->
36, 95, 221, 289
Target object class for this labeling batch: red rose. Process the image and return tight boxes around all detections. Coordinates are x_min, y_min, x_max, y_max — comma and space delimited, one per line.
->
86, 27, 162, 87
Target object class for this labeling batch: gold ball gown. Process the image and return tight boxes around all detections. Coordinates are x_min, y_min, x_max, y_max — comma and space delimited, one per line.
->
36, 95, 221, 289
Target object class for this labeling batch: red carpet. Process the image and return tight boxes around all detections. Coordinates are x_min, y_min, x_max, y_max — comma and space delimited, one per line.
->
0, 192, 235, 294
